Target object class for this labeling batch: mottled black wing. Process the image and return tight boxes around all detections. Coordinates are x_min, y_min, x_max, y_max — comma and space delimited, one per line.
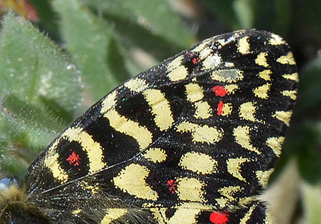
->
24, 30, 297, 224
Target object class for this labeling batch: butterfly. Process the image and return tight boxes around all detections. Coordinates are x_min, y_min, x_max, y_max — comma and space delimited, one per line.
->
0, 29, 298, 224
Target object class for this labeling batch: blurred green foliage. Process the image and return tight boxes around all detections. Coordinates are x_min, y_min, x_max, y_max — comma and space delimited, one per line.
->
1, 0, 321, 223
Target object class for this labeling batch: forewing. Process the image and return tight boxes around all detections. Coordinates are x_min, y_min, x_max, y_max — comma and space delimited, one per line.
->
25, 30, 297, 224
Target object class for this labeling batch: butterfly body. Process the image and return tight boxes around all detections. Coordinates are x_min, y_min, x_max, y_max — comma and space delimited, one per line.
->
0, 30, 298, 224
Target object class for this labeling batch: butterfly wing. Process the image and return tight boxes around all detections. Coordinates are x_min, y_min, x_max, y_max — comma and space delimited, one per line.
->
25, 30, 297, 224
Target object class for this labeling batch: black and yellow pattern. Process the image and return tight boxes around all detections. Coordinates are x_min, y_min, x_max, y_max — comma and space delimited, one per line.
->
0, 30, 298, 224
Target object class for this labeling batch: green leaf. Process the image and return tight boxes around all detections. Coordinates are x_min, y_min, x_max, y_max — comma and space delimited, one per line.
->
30, 0, 60, 39
204, 0, 253, 29
301, 182, 321, 224
0, 94, 62, 178
121, 0, 194, 48
0, 113, 56, 178
204, 0, 292, 34
233, 0, 254, 29
106, 38, 134, 82
53, 0, 131, 101
251, 0, 292, 34
299, 0, 321, 40
274, 0, 292, 34
203, 0, 241, 29
82, 0, 193, 61
0, 13, 82, 114
102, 13, 182, 64
0, 12, 82, 176
296, 56, 321, 112
296, 123, 321, 184
2, 94, 65, 133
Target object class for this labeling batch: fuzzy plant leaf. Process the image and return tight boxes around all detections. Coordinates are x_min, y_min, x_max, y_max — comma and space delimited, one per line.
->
0, 13, 82, 113
0, 12, 82, 177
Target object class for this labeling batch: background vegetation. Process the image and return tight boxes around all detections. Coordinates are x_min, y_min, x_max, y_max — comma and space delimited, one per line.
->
0, 0, 320, 223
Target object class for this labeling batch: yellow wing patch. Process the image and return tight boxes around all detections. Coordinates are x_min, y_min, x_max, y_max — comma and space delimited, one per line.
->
282, 90, 297, 100
258, 70, 272, 81
44, 151, 69, 183
221, 103, 233, 116
238, 36, 251, 54
253, 83, 271, 99
255, 52, 269, 67
266, 136, 285, 157
233, 126, 261, 154
101, 90, 117, 114
227, 158, 249, 182
194, 101, 211, 119
124, 78, 149, 92
269, 33, 286, 45
193, 38, 211, 54
239, 102, 257, 122
277, 52, 296, 65
218, 186, 242, 203
185, 83, 204, 102
113, 164, 158, 200
151, 206, 202, 224
273, 111, 292, 126
101, 208, 127, 224
143, 89, 174, 131
224, 84, 239, 94
179, 152, 218, 174
240, 202, 257, 223
256, 169, 274, 188
104, 109, 153, 149
143, 148, 167, 163
177, 177, 205, 202
283, 72, 299, 81
167, 55, 188, 81
176, 121, 223, 143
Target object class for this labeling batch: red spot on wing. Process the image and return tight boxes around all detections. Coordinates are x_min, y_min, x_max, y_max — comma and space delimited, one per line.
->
188, 52, 200, 64
192, 57, 200, 64
212, 86, 228, 97
209, 211, 229, 224
66, 151, 81, 167
166, 179, 177, 193
217, 100, 224, 115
